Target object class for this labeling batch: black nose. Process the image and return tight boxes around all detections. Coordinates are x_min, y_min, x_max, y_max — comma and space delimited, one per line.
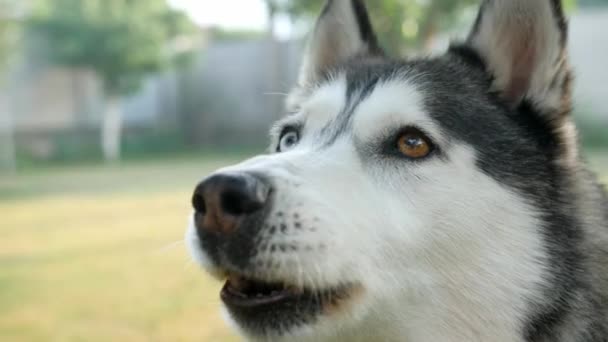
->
192, 173, 269, 234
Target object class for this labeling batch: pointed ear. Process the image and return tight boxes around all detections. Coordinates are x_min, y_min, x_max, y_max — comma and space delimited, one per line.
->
466, 0, 572, 117
297, 0, 382, 85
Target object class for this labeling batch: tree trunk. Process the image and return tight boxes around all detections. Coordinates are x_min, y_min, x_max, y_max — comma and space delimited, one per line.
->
266, 4, 284, 120
0, 89, 16, 173
101, 96, 123, 162
0, 110, 17, 173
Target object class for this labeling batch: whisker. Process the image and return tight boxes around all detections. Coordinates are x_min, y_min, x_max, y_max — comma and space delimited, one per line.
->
154, 240, 185, 254
263, 92, 289, 97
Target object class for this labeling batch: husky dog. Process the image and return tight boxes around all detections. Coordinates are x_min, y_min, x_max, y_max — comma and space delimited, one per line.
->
186, 0, 608, 341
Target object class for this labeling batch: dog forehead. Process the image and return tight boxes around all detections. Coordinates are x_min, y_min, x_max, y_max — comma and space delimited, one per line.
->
293, 56, 524, 152
300, 76, 348, 132
351, 80, 440, 142
297, 66, 439, 145
293, 60, 396, 139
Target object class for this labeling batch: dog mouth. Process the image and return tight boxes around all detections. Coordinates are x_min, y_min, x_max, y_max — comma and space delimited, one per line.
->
220, 273, 360, 335
221, 274, 303, 308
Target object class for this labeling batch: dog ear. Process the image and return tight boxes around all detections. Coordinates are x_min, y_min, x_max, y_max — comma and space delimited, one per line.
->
466, 0, 572, 118
297, 0, 382, 85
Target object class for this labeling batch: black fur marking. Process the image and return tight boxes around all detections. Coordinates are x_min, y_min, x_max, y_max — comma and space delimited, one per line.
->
549, 0, 569, 46
468, 0, 489, 40
317, 59, 396, 148
317, 66, 381, 147
406, 56, 590, 342
320, 0, 381, 53
311, 52, 595, 340
196, 1, 605, 339
447, 44, 487, 71
350, 0, 382, 54
512, 101, 562, 158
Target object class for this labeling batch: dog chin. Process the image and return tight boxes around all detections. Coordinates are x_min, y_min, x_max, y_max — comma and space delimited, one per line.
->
187, 215, 370, 340
223, 291, 372, 342
215, 271, 364, 340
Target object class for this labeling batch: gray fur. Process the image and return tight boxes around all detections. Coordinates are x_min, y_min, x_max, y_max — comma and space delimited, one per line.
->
188, 0, 608, 340
286, 0, 608, 340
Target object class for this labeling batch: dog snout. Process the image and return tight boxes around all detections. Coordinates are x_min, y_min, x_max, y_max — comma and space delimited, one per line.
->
192, 173, 270, 234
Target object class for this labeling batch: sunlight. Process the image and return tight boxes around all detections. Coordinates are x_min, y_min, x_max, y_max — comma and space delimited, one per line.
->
167, 0, 269, 30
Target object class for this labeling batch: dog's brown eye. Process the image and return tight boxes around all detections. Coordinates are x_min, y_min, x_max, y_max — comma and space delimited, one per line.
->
397, 132, 432, 159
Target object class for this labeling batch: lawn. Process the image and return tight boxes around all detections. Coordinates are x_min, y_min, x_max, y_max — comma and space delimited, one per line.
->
0, 151, 606, 342
0, 155, 247, 342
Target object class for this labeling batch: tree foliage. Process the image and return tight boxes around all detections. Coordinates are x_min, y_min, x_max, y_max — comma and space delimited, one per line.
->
266, 0, 578, 54
266, 0, 475, 53
0, 0, 20, 73
26, 0, 197, 95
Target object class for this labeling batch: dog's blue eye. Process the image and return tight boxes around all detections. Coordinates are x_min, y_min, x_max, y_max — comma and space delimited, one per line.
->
278, 131, 299, 152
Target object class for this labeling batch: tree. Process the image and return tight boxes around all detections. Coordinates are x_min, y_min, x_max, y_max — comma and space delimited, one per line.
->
266, 0, 578, 54
0, 0, 17, 69
0, 0, 20, 172
265, 0, 474, 54
26, 0, 197, 161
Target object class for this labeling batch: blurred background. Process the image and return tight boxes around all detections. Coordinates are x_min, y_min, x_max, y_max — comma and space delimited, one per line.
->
0, 0, 606, 341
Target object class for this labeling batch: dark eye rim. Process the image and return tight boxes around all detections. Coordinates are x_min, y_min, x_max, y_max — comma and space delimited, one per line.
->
276, 126, 301, 152
382, 126, 438, 161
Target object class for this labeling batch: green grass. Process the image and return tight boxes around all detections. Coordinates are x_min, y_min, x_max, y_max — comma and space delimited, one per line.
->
588, 151, 608, 184
0, 151, 606, 341
0, 155, 246, 342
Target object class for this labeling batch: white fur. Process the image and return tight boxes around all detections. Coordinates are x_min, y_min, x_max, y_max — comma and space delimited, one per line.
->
184, 0, 566, 339
187, 79, 549, 341
352, 80, 444, 144
300, 75, 348, 133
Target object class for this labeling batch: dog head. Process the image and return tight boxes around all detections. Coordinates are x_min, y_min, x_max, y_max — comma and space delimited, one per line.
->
187, 0, 576, 340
